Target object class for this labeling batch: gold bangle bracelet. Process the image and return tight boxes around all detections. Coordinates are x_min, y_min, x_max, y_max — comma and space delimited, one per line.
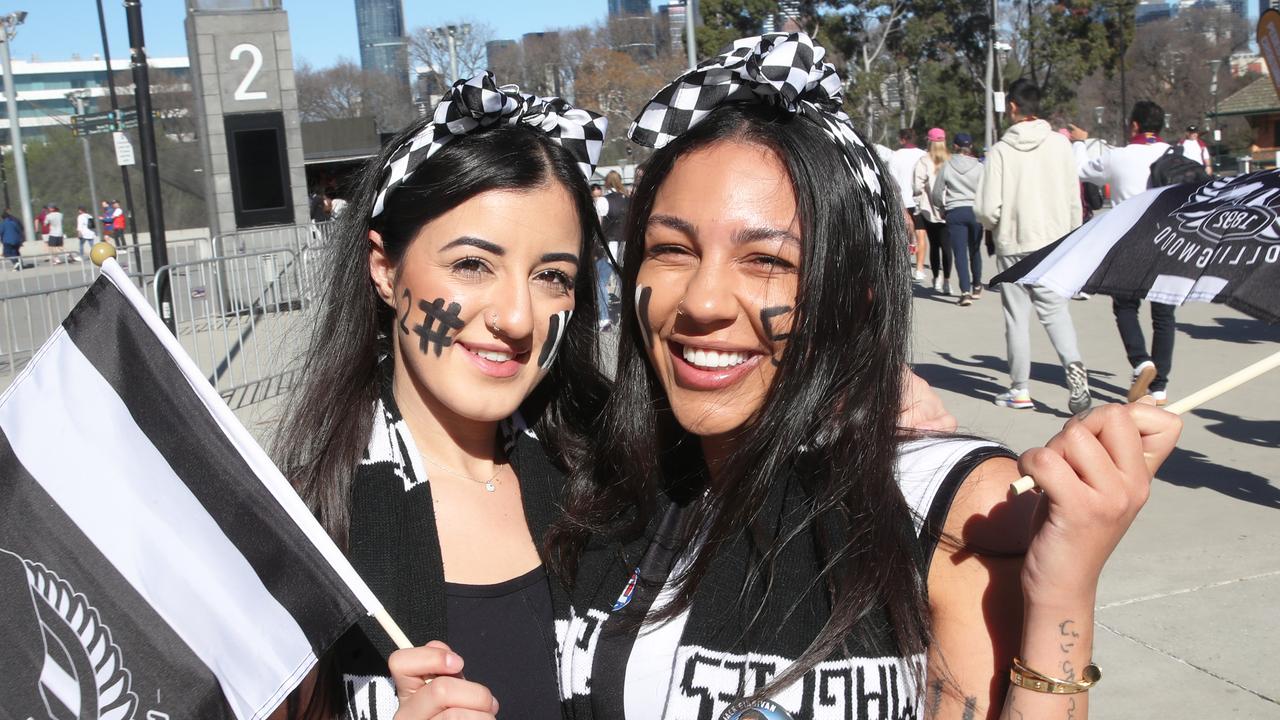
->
1009, 657, 1102, 695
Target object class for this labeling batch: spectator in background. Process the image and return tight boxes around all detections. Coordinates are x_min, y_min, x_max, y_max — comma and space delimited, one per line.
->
913, 127, 952, 294
99, 201, 113, 235
1069, 101, 1186, 406
36, 204, 49, 246
932, 132, 984, 306
888, 128, 928, 281
76, 206, 96, 260
590, 184, 603, 200
110, 201, 126, 246
45, 205, 67, 264
594, 170, 629, 330
1180, 125, 1213, 176
329, 196, 348, 218
976, 78, 1091, 414
2, 210, 23, 269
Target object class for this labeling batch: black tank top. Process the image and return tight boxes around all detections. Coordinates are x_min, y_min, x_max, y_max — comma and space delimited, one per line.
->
445, 566, 560, 720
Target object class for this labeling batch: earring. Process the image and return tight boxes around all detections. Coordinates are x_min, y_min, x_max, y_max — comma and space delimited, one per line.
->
486, 311, 501, 334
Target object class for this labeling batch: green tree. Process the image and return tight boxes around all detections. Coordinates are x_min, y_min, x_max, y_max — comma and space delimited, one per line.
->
695, 0, 778, 58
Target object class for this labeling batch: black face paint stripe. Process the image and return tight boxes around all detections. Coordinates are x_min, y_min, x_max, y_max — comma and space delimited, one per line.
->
636, 285, 652, 347
538, 310, 571, 369
414, 298, 465, 357
760, 305, 793, 342
761, 305, 792, 367
397, 288, 411, 336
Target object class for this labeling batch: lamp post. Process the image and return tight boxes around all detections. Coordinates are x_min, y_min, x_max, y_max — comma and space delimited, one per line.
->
429, 24, 470, 82
0, 11, 33, 245
685, 0, 698, 70
1207, 58, 1222, 143
67, 90, 102, 231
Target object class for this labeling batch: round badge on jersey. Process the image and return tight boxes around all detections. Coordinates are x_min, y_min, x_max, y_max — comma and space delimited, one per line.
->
719, 699, 796, 720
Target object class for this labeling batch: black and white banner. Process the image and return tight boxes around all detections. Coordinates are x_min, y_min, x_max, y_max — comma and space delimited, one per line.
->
996, 170, 1280, 322
0, 260, 381, 720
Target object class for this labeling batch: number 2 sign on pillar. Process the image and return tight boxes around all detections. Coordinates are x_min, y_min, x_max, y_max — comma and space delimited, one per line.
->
230, 43, 268, 102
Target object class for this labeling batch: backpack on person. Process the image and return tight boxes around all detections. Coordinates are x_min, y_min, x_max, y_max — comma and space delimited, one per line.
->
1148, 146, 1211, 188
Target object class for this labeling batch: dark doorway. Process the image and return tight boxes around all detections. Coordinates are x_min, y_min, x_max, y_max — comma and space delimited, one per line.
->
225, 112, 293, 227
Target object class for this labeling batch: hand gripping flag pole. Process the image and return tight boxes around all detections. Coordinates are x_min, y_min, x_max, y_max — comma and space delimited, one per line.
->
1010, 351, 1280, 495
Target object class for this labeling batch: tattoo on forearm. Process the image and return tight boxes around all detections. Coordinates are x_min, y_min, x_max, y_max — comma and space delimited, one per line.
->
1061, 659, 1076, 683
1059, 619, 1080, 654
961, 696, 977, 720
1067, 696, 1077, 720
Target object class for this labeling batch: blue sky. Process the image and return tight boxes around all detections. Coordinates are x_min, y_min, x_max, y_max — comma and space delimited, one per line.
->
11, 0, 632, 67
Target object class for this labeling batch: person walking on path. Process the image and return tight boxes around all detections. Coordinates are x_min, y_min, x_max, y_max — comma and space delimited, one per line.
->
914, 127, 952, 294
1069, 101, 1196, 406
889, 128, 928, 281
976, 78, 1091, 413
932, 132, 984, 306
44, 205, 68, 264
2, 210, 23, 269
110, 201, 126, 247
75, 206, 96, 260
1179, 125, 1213, 175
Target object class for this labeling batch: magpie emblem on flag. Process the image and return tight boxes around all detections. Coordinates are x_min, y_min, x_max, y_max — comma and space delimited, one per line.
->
1172, 174, 1280, 244
0, 548, 137, 720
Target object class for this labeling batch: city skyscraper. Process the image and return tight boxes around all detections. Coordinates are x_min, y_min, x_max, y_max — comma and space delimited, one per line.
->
354, 0, 410, 83
609, 0, 651, 17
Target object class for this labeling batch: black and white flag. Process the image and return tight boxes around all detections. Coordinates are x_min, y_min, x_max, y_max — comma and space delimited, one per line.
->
0, 259, 384, 720
993, 170, 1280, 322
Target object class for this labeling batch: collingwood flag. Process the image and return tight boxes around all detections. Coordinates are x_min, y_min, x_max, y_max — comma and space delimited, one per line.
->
0, 259, 385, 720
993, 170, 1280, 323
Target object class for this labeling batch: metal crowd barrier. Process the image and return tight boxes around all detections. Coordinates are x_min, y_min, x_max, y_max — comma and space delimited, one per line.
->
0, 221, 341, 409
0, 269, 153, 381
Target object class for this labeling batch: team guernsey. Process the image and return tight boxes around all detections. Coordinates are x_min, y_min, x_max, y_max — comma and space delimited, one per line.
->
554, 437, 1014, 720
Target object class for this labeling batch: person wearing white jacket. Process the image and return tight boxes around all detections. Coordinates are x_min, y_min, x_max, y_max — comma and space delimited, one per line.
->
975, 79, 1091, 415
913, 127, 952, 294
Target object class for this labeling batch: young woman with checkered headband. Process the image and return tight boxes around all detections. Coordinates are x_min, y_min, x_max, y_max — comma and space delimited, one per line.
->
538, 33, 1182, 720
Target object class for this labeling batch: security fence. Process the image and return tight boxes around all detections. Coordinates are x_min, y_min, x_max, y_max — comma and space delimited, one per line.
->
0, 221, 338, 410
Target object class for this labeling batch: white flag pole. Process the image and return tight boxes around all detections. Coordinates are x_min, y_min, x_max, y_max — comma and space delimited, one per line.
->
1011, 349, 1280, 495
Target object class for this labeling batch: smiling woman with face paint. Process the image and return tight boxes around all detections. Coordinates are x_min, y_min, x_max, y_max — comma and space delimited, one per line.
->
548, 35, 1181, 720
271, 75, 610, 720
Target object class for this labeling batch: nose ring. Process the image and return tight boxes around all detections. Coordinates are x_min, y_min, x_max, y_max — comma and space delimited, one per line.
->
486, 311, 501, 334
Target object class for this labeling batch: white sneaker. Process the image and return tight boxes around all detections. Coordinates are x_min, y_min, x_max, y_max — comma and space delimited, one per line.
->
932, 276, 944, 292
1150, 390, 1168, 406
943, 280, 952, 296
913, 268, 925, 282
1127, 361, 1157, 403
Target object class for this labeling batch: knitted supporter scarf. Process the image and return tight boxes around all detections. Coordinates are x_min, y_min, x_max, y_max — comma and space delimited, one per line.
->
333, 384, 565, 715
554, 437, 1015, 720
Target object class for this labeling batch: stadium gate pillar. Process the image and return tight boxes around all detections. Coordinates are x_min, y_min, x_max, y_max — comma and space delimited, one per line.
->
184, 0, 308, 244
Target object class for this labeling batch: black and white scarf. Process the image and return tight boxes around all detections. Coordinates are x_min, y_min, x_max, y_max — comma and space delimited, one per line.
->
333, 386, 565, 718
553, 437, 1015, 720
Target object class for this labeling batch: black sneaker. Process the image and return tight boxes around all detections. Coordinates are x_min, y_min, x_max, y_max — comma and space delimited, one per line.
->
1066, 361, 1092, 415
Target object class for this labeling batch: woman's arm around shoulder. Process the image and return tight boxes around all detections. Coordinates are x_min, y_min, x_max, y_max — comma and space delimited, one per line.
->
923, 403, 1181, 720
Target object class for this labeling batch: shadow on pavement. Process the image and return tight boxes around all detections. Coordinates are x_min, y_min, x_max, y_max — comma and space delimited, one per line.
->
932, 352, 1125, 403
1192, 409, 1280, 448
912, 360, 1075, 419
1177, 316, 1280, 344
1157, 446, 1280, 509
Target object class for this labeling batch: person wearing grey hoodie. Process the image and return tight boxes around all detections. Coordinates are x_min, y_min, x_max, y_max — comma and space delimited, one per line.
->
975, 79, 1090, 415
931, 133, 984, 306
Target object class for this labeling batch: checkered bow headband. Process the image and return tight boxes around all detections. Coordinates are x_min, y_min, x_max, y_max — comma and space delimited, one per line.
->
371, 73, 608, 217
628, 33, 888, 240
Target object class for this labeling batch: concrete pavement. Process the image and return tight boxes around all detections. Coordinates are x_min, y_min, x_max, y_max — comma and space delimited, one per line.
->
909, 279, 1279, 718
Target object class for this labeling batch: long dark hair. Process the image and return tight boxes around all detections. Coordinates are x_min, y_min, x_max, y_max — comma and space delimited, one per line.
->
274, 116, 609, 550
547, 103, 926, 691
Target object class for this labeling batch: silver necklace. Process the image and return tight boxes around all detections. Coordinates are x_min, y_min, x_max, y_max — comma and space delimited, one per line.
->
420, 454, 503, 492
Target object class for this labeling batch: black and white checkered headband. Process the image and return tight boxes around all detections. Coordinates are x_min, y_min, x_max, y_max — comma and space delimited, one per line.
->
371, 73, 608, 218
628, 33, 887, 241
